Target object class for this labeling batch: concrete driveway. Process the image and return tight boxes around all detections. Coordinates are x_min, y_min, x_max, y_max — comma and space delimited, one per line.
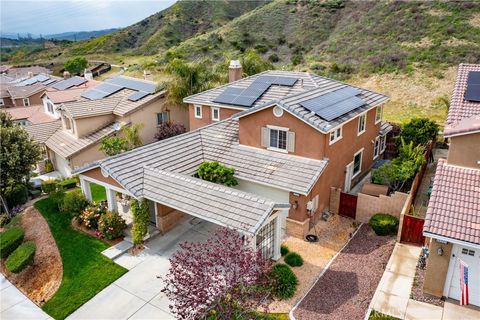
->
68, 217, 218, 320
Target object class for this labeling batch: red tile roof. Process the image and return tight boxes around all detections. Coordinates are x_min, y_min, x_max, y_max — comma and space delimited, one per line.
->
5, 105, 57, 124
444, 115, 480, 137
447, 64, 480, 126
424, 159, 480, 245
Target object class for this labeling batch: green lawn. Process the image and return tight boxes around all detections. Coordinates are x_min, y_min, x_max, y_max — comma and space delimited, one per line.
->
91, 183, 107, 202
369, 310, 401, 320
36, 198, 127, 320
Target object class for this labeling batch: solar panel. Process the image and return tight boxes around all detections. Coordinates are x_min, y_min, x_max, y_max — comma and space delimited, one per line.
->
36, 74, 50, 82
467, 71, 480, 85
128, 91, 150, 101
465, 84, 480, 102
18, 78, 37, 86
80, 89, 107, 100
272, 77, 297, 86
52, 76, 87, 90
42, 78, 58, 86
107, 77, 156, 94
95, 83, 123, 96
232, 95, 258, 107
314, 97, 366, 121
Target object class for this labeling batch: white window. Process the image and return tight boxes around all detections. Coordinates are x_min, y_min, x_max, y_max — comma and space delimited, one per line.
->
269, 128, 288, 150
358, 113, 366, 135
211, 107, 220, 121
375, 105, 383, 124
262, 126, 295, 153
329, 126, 342, 145
156, 111, 169, 125
194, 105, 202, 118
352, 149, 363, 178
47, 102, 55, 114
23, 98, 30, 107
0, 98, 4, 106
380, 135, 387, 153
373, 137, 380, 159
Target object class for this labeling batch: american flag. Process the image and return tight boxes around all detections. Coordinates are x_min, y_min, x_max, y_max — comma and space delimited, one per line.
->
460, 259, 469, 305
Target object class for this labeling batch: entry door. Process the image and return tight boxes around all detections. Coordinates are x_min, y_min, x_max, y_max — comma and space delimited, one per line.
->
448, 246, 480, 306
344, 162, 354, 192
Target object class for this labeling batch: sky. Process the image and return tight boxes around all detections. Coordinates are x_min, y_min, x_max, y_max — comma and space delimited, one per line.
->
1, 0, 176, 36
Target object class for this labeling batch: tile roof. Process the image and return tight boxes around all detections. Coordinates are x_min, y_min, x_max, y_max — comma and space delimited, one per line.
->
5, 105, 57, 125
6, 66, 51, 78
186, 70, 388, 133
45, 122, 117, 159
25, 121, 62, 144
81, 119, 327, 197
444, 115, 480, 137
143, 167, 289, 234
447, 64, 480, 127
7, 83, 45, 99
423, 159, 480, 245
379, 121, 393, 136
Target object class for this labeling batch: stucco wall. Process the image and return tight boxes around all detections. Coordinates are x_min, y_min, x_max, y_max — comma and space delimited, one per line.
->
74, 114, 114, 138
1, 97, 14, 107
356, 191, 409, 223
13, 90, 44, 107
423, 238, 453, 297
188, 104, 241, 130
447, 132, 480, 168
69, 142, 107, 172
233, 178, 290, 204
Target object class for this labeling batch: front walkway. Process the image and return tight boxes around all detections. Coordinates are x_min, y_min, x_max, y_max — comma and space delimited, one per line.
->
0, 274, 51, 320
68, 217, 219, 319
369, 243, 480, 319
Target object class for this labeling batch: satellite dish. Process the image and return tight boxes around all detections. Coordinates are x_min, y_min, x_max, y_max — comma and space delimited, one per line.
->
112, 122, 122, 131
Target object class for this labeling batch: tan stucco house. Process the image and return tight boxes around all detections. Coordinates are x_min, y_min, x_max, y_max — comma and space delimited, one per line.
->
422, 64, 480, 306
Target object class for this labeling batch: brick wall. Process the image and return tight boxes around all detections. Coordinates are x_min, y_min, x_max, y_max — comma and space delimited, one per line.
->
356, 191, 409, 223
286, 218, 310, 239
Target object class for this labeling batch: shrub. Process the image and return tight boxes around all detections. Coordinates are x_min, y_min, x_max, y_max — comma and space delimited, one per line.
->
5, 241, 36, 273
0, 227, 25, 259
269, 263, 298, 299
280, 244, 289, 256
268, 54, 279, 63
98, 211, 127, 240
79, 204, 106, 229
44, 160, 54, 173
399, 118, 439, 147
0, 214, 10, 227
62, 191, 89, 216
197, 161, 238, 187
369, 213, 399, 236
284, 252, 304, 267
131, 199, 149, 245
154, 122, 186, 141
58, 178, 77, 189
41, 179, 58, 194
4, 184, 29, 208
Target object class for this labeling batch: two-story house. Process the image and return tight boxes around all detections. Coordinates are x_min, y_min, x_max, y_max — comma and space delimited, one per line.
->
423, 64, 480, 307
74, 70, 389, 259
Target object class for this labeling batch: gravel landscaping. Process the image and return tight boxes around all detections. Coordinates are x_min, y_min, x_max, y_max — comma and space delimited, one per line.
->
293, 224, 395, 320
411, 265, 444, 307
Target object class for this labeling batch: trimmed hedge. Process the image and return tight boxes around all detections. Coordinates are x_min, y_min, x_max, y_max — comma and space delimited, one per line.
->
41, 179, 58, 194
284, 252, 304, 267
58, 178, 77, 190
369, 213, 399, 236
280, 244, 289, 257
269, 263, 298, 300
5, 241, 36, 273
0, 227, 25, 259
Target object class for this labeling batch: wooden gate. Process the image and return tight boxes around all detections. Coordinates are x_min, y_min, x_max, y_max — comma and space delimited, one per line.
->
401, 215, 425, 245
339, 192, 357, 219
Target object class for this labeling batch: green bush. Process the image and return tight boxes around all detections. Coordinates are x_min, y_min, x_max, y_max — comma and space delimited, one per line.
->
280, 244, 289, 256
131, 199, 149, 245
49, 188, 66, 211
269, 263, 298, 300
98, 211, 127, 240
0, 214, 10, 227
0, 227, 25, 259
5, 241, 36, 273
44, 160, 54, 173
29, 189, 41, 198
41, 179, 58, 194
79, 203, 106, 229
58, 178, 77, 190
284, 252, 303, 267
399, 118, 439, 147
4, 184, 29, 208
196, 161, 238, 187
62, 191, 89, 216
369, 213, 399, 236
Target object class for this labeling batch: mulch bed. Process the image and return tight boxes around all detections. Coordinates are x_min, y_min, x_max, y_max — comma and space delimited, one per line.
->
411, 265, 444, 307
0, 207, 62, 305
293, 224, 395, 320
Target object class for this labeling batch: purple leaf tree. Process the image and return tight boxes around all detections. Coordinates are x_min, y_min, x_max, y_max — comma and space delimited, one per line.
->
155, 122, 186, 141
162, 227, 272, 319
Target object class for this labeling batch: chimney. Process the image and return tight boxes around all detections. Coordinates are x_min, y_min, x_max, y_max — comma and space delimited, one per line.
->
27, 71, 33, 78
63, 71, 71, 79
228, 60, 242, 83
84, 69, 93, 80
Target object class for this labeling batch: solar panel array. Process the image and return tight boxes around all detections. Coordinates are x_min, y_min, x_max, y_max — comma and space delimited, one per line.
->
465, 71, 480, 102
16, 74, 56, 87
213, 75, 298, 107
299, 87, 366, 121
80, 76, 154, 101
52, 76, 87, 91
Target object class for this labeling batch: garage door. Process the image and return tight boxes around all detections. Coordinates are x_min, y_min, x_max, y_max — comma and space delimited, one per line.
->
448, 246, 480, 306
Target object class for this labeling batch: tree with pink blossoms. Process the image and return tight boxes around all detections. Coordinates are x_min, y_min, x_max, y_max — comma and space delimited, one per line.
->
162, 227, 272, 319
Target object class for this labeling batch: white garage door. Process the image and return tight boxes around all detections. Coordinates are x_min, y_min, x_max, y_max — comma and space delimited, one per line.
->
448, 245, 480, 306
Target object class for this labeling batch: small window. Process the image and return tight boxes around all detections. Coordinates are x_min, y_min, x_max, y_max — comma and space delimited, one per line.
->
329, 127, 342, 145
47, 102, 54, 114
358, 113, 366, 135
211, 107, 220, 121
194, 105, 202, 119
156, 111, 169, 125
373, 137, 380, 159
23, 98, 30, 107
353, 150, 362, 177
375, 106, 383, 123
380, 135, 386, 153
273, 106, 283, 117
461, 248, 475, 256
64, 116, 72, 130
269, 128, 287, 150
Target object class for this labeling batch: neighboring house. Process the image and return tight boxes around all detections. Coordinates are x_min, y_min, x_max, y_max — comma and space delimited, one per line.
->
423, 64, 480, 306
27, 76, 185, 177
1, 65, 52, 78
75, 70, 389, 259
0, 73, 60, 108
6, 105, 57, 126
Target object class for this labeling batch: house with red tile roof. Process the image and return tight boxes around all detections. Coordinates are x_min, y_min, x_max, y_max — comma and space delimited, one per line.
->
422, 64, 480, 306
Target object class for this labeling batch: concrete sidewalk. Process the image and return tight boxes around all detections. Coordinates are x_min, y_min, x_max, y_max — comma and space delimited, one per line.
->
370, 243, 480, 320
0, 274, 51, 320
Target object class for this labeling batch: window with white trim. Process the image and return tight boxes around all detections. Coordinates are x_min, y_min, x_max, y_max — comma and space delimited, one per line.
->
47, 101, 55, 114
353, 150, 362, 177
256, 217, 276, 259
373, 137, 380, 159
211, 107, 220, 121
375, 105, 383, 123
380, 135, 386, 153
156, 111, 169, 125
194, 105, 202, 118
329, 126, 342, 145
269, 128, 287, 150
23, 98, 30, 107
358, 113, 366, 135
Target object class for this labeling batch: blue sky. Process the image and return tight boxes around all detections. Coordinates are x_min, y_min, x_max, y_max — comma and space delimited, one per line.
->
1, 0, 176, 35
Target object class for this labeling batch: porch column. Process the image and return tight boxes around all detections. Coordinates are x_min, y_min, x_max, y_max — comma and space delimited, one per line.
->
80, 176, 92, 202
106, 187, 118, 212
272, 212, 284, 261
